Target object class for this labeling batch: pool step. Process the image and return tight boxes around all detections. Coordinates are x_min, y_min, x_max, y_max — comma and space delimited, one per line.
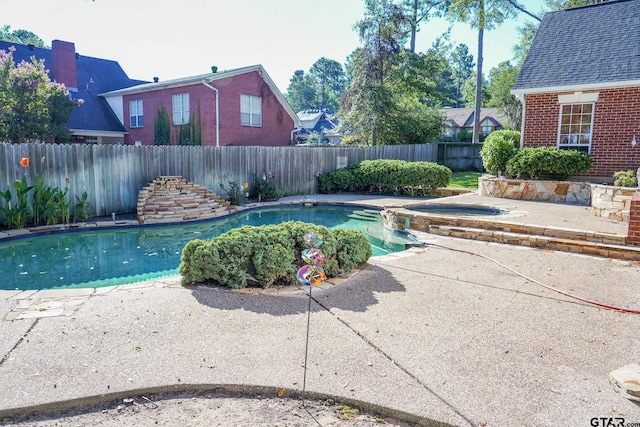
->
428, 224, 640, 261
416, 214, 627, 246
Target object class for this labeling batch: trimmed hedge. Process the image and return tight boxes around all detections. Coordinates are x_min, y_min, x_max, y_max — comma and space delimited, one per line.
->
505, 147, 592, 180
318, 159, 451, 195
179, 221, 372, 289
479, 130, 520, 175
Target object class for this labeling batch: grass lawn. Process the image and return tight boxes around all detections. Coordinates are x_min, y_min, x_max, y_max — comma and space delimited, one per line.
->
448, 171, 483, 189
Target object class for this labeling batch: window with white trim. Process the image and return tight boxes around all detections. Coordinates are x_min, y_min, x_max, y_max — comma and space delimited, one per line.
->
240, 94, 262, 127
129, 99, 143, 128
558, 102, 594, 153
172, 93, 189, 125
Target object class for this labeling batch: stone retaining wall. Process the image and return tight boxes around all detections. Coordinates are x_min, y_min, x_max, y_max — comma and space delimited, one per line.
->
479, 176, 591, 205
137, 176, 236, 224
591, 184, 637, 222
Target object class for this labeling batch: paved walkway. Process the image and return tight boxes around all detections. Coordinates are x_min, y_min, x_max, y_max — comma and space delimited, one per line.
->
1, 194, 640, 426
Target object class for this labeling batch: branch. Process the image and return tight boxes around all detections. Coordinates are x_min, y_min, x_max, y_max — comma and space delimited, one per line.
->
506, 0, 542, 22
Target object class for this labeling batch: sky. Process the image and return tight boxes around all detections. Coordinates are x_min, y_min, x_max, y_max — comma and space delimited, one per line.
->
1, 0, 543, 93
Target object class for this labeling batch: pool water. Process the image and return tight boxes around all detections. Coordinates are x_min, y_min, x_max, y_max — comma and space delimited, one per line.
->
1, 205, 415, 291
407, 204, 507, 216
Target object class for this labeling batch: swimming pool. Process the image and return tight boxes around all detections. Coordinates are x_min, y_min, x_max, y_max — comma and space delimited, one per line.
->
1, 205, 415, 291
405, 204, 507, 216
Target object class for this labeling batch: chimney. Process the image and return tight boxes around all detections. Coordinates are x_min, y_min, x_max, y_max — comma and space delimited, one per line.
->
51, 40, 78, 91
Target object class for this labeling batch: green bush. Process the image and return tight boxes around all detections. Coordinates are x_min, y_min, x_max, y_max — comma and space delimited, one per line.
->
317, 160, 451, 195
318, 168, 357, 193
250, 173, 279, 201
613, 170, 638, 187
179, 221, 371, 289
505, 147, 592, 180
479, 129, 520, 175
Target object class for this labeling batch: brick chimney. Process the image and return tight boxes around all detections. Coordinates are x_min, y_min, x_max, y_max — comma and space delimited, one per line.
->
51, 40, 78, 91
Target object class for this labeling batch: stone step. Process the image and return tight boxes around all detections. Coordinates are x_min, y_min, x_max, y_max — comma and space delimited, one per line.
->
428, 225, 640, 261
413, 214, 627, 246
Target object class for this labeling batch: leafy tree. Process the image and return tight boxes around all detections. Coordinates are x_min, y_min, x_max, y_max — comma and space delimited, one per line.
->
285, 70, 317, 113
286, 59, 347, 112
309, 57, 348, 111
461, 71, 489, 107
340, 0, 447, 145
0, 25, 48, 48
340, 0, 408, 145
450, 43, 474, 107
440, 0, 519, 144
0, 47, 77, 143
487, 60, 521, 129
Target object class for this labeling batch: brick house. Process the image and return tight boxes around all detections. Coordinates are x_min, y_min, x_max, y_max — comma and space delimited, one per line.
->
511, 0, 640, 181
101, 66, 301, 146
0, 39, 147, 144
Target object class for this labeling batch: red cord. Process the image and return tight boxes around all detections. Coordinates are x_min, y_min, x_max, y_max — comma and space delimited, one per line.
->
430, 243, 640, 315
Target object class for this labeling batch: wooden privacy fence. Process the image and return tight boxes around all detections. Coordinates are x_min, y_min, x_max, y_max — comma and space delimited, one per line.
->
0, 142, 482, 217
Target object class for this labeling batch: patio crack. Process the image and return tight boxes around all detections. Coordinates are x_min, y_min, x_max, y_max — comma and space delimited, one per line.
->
0, 318, 39, 367
309, 294, 475, 427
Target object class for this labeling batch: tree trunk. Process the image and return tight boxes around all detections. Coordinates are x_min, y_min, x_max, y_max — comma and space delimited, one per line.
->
409, 0, 418, 53
473, 0, 485, 145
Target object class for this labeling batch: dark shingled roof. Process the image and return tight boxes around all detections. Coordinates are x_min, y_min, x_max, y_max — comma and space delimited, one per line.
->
513, 0, 640, 93
0, 40, 148, 133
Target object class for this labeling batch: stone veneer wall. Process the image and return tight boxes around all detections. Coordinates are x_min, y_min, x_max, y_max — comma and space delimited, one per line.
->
479, 176, 639, 222
137, 176, 236, 224
628, 192, 640, 246
479, 176, 591, 205
591, 184, 637, 222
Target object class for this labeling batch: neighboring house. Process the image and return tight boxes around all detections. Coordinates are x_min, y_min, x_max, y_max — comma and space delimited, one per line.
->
295, 109, 341, 145
511, 0, 640, 180
440, 107, 507, 141
0, 39, 147, 144
101, 65, 302, 146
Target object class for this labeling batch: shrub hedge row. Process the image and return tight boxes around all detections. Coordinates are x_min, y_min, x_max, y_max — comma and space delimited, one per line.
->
318, 159, 451, 195
479, 130, 593, 179
179, 221, 372, 289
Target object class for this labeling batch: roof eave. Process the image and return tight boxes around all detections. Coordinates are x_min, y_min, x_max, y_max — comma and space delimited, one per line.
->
511, 79, 640, 96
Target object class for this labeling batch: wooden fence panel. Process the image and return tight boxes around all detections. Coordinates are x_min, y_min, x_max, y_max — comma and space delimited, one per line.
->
0, 142, 482, 217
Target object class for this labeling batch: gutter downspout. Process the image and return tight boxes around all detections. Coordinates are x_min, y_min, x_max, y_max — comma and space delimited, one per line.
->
519, 94, 526, 149
202, 80, 220, 147
290, 127, 300, 146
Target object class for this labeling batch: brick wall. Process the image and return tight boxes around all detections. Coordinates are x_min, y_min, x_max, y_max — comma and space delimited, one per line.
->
523, 87, 640, 180
122, 71, 295, 147
628, 191, 640, 246
51, 40, 78, 90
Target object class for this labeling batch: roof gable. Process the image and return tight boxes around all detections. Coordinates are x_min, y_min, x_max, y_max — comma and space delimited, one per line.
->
513, 0, 640, 94
440, 107, 507, 128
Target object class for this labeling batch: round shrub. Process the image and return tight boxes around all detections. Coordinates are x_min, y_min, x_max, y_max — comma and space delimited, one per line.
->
613, 170, 638, 187
505, 147, 592, 180
479, 130, 520, 175
179, 221, 371, 289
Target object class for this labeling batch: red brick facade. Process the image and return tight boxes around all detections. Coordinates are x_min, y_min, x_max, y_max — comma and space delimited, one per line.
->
122, 71, 295, 146
628, 191, 640, 246
522, 86, 640, 179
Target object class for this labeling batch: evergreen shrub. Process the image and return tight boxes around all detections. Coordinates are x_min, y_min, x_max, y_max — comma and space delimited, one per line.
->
317, 160, 451, 195
479, 129, 520, 175
505, 146, 592, 180
179, 221, 372, 289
